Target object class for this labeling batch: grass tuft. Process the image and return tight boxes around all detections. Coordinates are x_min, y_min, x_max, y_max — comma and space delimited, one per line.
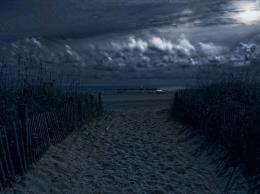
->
171, 81, 260, 192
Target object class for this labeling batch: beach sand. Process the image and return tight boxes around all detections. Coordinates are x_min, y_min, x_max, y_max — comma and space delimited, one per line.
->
2, 93, 246, 194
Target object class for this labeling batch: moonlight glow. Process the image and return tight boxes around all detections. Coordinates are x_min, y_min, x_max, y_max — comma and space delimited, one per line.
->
234, 2, 260, 24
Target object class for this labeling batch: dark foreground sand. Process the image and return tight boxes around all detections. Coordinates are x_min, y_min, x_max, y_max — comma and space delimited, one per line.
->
2, 93, 247, 194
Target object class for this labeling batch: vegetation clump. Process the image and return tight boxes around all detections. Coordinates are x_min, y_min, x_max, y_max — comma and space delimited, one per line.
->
172, 81, 260, 192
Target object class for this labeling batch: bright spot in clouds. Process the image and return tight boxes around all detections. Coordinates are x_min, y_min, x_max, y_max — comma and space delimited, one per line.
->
174, 36, 195, 56
150, 37, 173, 51
126, 35, 195, 56
233, 1, 260, 24
199, 42, 223, 56
128, 37, 148, 51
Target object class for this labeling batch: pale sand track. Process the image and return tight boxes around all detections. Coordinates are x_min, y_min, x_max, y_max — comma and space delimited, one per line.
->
2, 94, 246, 194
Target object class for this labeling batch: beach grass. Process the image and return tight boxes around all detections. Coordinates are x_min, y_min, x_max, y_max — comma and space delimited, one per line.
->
171, 81, 260, 192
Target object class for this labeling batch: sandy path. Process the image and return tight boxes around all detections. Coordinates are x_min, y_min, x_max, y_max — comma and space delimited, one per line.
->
2, 99, 245, 194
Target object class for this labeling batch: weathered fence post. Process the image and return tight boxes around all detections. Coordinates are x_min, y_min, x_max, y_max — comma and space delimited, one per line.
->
98, 92, 103, 113
77, 99, 82, 126
0, 128, 11, 183
0, 133, 7, 186
3, 127, 15, 180
90, 95, 94, 117
69, 97, 77, 131
18, 104, 28, 169
12, 122, 25, 175
0, 100, 5, 117
85, 97, 89, 121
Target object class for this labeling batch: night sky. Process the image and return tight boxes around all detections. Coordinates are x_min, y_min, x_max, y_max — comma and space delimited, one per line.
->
0, 0, 260, 85
2, 0, 259, 40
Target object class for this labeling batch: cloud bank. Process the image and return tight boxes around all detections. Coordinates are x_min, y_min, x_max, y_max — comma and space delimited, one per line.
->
0, 29, 259, 83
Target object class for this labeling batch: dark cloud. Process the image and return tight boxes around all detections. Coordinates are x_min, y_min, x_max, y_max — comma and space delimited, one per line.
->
0, 0, 252, 41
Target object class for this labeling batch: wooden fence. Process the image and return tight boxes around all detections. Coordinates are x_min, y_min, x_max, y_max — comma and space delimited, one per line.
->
0, 93, 103, 189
